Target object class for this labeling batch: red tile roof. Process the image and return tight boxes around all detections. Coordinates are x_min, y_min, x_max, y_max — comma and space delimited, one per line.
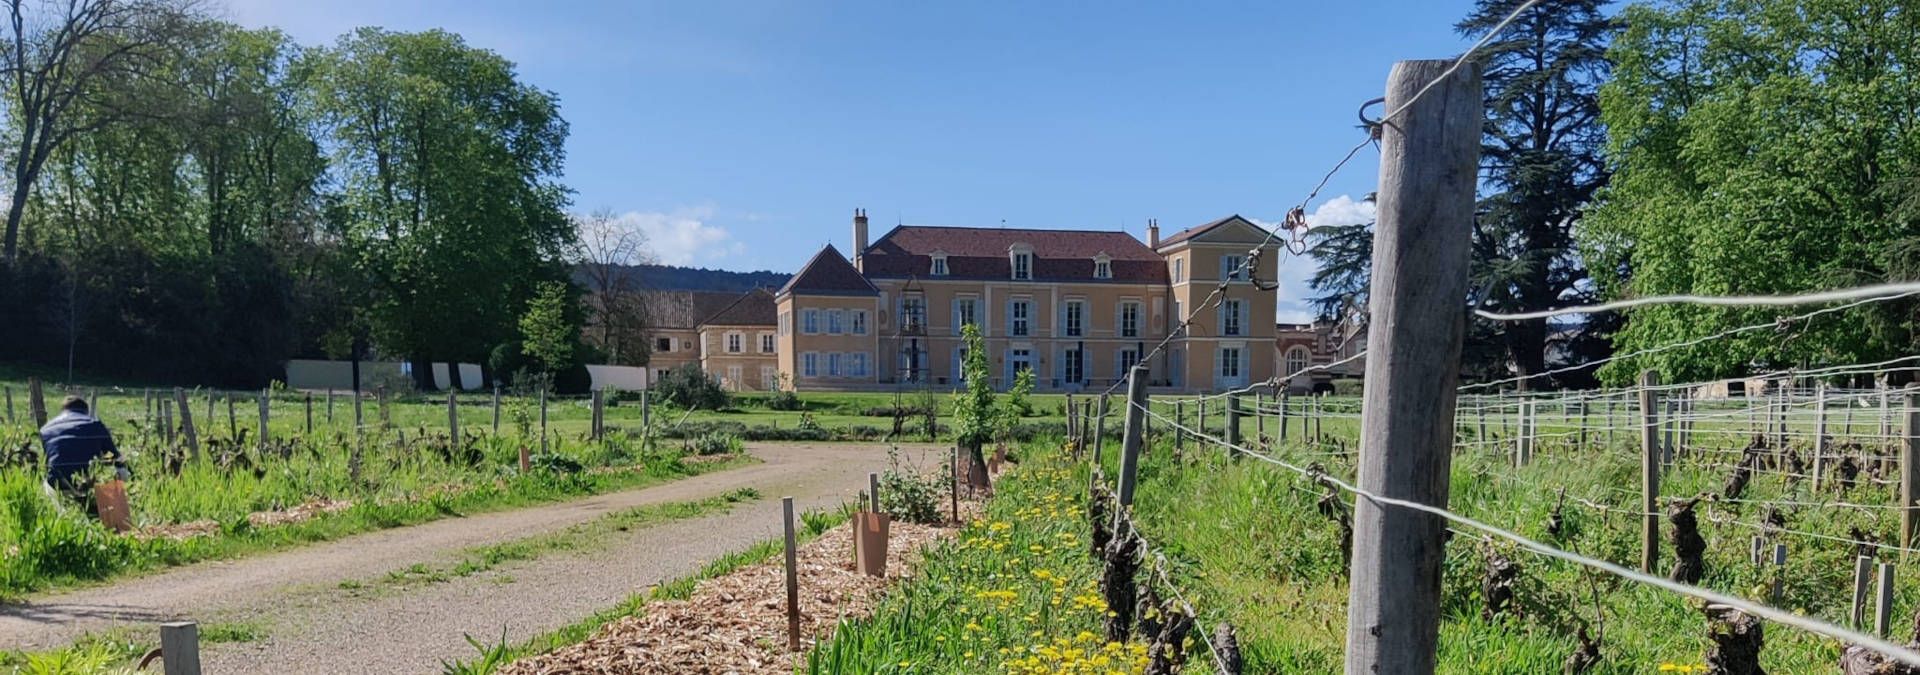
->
862, 226, 1167, 283
778, 245, 878, 296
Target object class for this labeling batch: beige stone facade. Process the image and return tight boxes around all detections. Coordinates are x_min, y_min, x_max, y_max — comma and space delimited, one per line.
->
772, 211, 1282, 394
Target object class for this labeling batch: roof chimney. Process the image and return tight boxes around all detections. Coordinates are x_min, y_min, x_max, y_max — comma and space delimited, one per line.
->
1147, 218, 1160, 248
852, 208, 870, 272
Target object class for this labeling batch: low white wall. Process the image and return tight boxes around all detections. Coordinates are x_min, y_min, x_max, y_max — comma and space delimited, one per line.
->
285, 359, 485, 391
587, 364, 650, 391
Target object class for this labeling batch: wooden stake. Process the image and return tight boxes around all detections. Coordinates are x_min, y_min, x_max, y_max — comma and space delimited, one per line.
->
326, 389, 334, 425
1254, 390, 1265, 442
225, 395, 236, 440
1115, 365, 1149, 535
869, 472, 881, 513
159, 621, 202, 675
782, 496, 800, 652
1641, 370, 1662, 574
1174, 400, 1186, 453
1852, 554, 1873, 629
1814, 384, 1829, 491
491, 385, 501, 434
3, 384, 12, 423
538, 388, 549, 454
1877, 562, 1896, 637
28, 377, 46, 426
172, 387, 199, 459
448, 390, 461, 448
1225, 393, 1242, 449
256, 389, 269, 451
1343, 57, 1480, 675
304, 392, 313, 434
1769, 543, 1787, 603
1904, 393, 1920, 554
1279, 390, 1290, 442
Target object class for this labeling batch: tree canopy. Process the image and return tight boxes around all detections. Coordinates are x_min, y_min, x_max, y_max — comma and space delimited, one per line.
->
1583, 0, 1920, 385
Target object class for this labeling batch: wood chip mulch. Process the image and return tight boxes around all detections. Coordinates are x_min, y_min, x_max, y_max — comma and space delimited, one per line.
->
500, 511, 967, 675
133, 497, 355, 541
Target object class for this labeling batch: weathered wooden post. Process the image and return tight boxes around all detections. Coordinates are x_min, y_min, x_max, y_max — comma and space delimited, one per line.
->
28, 377, 47, 427
538, 388, 550, 454
1903, 393, 1920, 554
1344, 58, 1479, 675
1278, 390, 1290, 442
1225, 393, 1243, 449
1769, 543, 1787, 603
326, 389, 334, 425
352, 389, 364, 437
782, 495, 800, 651
448, 390, 461, 448
256, 389, 269, 451
590, 389, 604, 441
1576, 400, 1588, 450
1174, 400, 1186, 453
159, 621, 202, 675
304, 391, 313, 435
1641, 370, 1661, 573
1115, 365, 1149, 536
1877, 563, 1897, 637
1254, 390, 1266, 442
172, 387, 199, 459
4, 384, 13, 423
226, 395, 237, 440
1813, 384, 1829, 491
491, 385, 501, 434
1093, 394, 1110, 465
1852, 554, 1873, 629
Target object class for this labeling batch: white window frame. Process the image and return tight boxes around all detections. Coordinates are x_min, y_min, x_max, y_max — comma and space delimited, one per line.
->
802, 352, 818, 377
852, 310, 868, 335
1120, 301, 1140, 338
802, 309, 820, 335
1221, 254, 1247, 282
761, 366, 778, 389
931, 254, 948, 276
760, 333, 775, 353
902, 295, 926, 332
850, 352, 868, 377
1064, 300, 1084, 337
656, 336, 673, 353
1173, 258, 1184, 284
1118, 348, 1141, 378
1093, 256, 1111, 280
725, 332, 744, 353
1011, 251, 1033, 280
827, 352, 841, 377
827, 309, 845, 335
1285, 346, 1310, 375
1063, 348, 1084, 384
956, 297, 977, 333
1221, 347, 1243, 378
1011, 299, 1031, 337
1223, 299, 1244, 336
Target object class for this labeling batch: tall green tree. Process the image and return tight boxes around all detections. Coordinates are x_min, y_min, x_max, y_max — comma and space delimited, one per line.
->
304, 28, 574, 390
1585, 0, 1920, 385
1458, 0, 1615, 388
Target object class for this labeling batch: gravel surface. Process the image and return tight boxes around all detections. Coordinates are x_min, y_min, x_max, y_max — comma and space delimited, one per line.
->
0, 441, 949, 673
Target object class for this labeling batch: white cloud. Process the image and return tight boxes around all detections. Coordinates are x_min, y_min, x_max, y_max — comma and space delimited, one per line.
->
602, 206, 744, 266
1253, 195, 1376, 324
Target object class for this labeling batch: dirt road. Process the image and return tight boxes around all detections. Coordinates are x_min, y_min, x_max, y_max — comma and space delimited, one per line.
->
0, 442, 949, 673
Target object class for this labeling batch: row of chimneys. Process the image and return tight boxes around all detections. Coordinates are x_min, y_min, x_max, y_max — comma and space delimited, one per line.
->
849, 209, 1164, 273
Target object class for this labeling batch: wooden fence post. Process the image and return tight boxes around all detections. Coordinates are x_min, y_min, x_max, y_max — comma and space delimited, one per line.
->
1877, 562, 1897, 637
1641, 370, 1662, 574
1769, 543, 1788, 603
326, 389, 334, 425
1254, 390, 1266, 443
256, 389, 269, 451
1225, 394, 1242, 449
590, 389, 604, 441
448, 390, 461, 448
172, 387, 199, 460
1093, 394, 1110, 465
1278, 390, 1290, 442
1174, 400, 1186, 453
492, 385, 501, 434
538, 388, 549, 454
304, 392, 313, 435
1903, 393, 1920, 554
782, 496, 800, 652
28, 377, 46, 427
352, 389, 363, 437
4, 384, 13, 423
1343, 57, 1480, 675
1577, 400, 1588, 450
1813, 384, 1829, 491
159, 621, 201, 675
1852, 554, 1873, 629
1114, 365, 1149, 535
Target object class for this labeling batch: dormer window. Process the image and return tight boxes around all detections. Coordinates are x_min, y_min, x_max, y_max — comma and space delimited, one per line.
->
1092, 254, 1112, 280
1009, 245, 1033, 281
931, 253, 948, 276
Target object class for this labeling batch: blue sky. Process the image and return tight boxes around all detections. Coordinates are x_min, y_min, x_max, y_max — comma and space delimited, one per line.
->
228, 1, 1487, 322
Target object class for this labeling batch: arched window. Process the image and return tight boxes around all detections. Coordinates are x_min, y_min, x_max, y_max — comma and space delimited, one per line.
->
1285, 346, 1311, 375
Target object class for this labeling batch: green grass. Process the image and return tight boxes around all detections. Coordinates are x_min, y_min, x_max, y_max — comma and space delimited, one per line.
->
0, 621, 262, 674
441, 503, 854, 674
0, 413, 754, 599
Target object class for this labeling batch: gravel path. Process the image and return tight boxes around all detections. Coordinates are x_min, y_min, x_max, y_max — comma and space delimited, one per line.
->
0, 441, 949, 673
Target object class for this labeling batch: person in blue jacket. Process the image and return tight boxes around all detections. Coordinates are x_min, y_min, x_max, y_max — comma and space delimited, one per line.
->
39, 396, 127, 499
